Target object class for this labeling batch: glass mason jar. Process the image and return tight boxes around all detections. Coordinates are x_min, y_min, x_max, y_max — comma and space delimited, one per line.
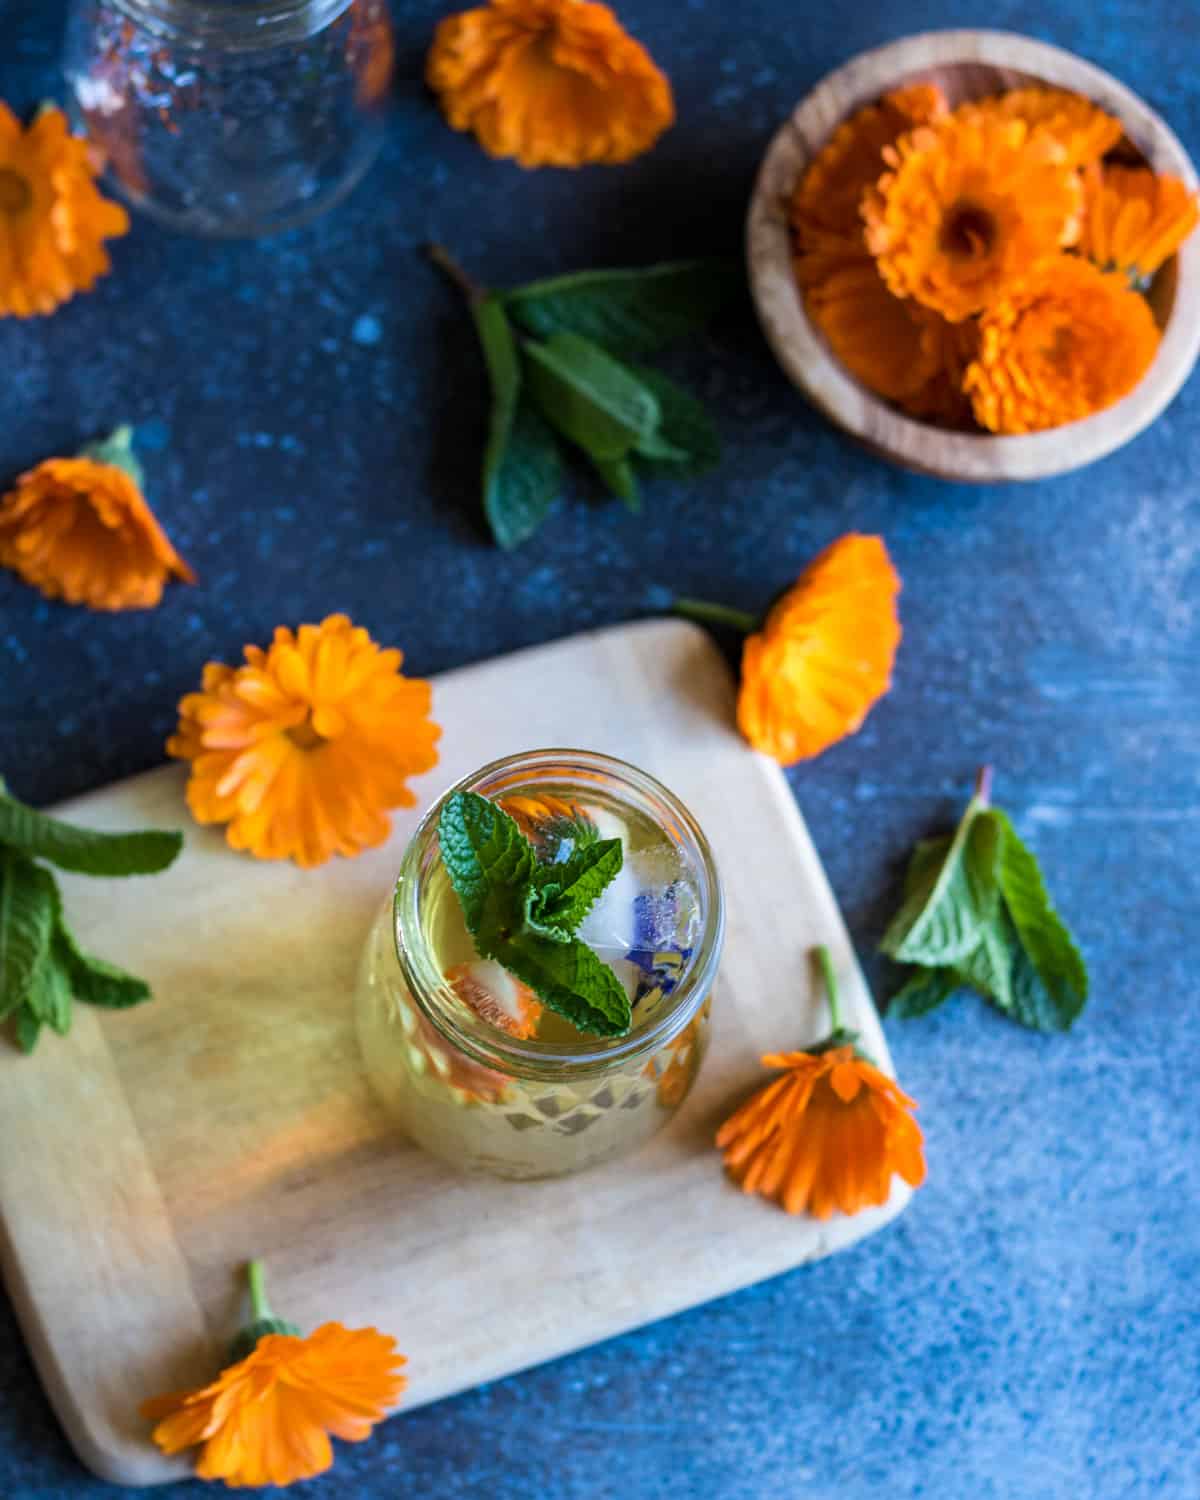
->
356, 750, 726, 1181
63, 0, 395, 236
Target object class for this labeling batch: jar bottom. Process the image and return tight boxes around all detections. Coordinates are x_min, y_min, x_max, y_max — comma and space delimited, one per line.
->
355, 902, 711, 1182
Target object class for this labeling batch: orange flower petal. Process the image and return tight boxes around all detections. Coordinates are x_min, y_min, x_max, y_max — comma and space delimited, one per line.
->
960, 86, 1123, 168
0, 455, 193, 611
0, 105, 128, 318
167, 615, 442, 866
427, 0, 673, 168
717, 1046, 926, 1218
736, 534, 901, 765
963, 254, 1161, 433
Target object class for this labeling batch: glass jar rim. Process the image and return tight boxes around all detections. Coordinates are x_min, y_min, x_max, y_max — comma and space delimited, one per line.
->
392, 748, 725, 1083
109, 0, 354, 47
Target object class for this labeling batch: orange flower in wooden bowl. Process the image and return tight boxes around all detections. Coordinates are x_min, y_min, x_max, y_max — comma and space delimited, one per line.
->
1081, 163, 1200, 281
748, 30, 1200, 480
862, 112, 1083, 322
0, 426, 193, 611
426, 0, 673, 168
964, 255, 1161, 434
168, 615, 441, 868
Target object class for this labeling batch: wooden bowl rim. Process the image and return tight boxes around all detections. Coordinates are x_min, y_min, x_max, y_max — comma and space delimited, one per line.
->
746, 28, 1200, 481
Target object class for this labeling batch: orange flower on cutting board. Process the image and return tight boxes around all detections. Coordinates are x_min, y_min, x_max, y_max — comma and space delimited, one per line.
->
0, 102, 129, 317
0, 426, 194, 611
675, 534, 901, 766
717, 946, 925, 1218
426, 0, 674, 168
963, 254, 1161, 433
168, 614, 441, 868
143, 1260, 406, 1488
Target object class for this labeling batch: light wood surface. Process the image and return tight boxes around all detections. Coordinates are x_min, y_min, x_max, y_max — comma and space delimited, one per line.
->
747, 29, 1200, 481
0, 620, 908, 1487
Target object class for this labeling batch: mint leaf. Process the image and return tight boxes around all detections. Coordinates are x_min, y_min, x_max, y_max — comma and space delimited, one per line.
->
0, 851, 59, 1021
1004, 922, 1085, 1032
29, 945, 73, 1035
505, 261, 738, 357
438, 792, 536, 949
0, 787, 183, 877
472, 294, 563, 549
590, 454, 641, 513
531, 838, 622, 938
439, 791, 632, 1036
888, 965, 958, 1019
13, 1004, 41, 1054
994, 810, 1089, 1020
524, 333, 659, 461
630, 367, 721, 475
881, 801, 1001, 967
953, 908, 1014, 1012
492, 930, 632, 1037
55, 922, 152, 1010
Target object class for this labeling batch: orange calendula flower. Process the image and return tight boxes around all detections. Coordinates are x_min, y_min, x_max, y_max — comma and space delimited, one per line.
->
143, 1261, 406, 1488
717, 948, 925, 1218
1081, 162, 1199, 281
961, 86, 1123, 168
963, 254, 1161, 434
0, 426, 194, 610
168, 615, 441, 868
426, 0, 674, 168
863, 112, 1083, 321
790, 82, 948, 246
0, 102, 129, 318
803, 253, 970, 419
677, 535, 900, 766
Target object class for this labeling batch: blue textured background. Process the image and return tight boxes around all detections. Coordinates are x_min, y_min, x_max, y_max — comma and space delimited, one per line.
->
3, 2, 1199, 1496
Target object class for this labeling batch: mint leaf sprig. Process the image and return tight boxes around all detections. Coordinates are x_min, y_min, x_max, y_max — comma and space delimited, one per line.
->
0, 776, 183, 1053
881, 767, 1089, 1033
428, 246, 734, 549
437, 791, 631, 1038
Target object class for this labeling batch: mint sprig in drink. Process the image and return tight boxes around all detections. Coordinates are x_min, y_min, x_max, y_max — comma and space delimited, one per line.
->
356, 751, 724, 1180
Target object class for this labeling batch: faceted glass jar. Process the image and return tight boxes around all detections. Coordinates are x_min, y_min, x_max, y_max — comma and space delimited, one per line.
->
63, 0, 395, 236
356, 750, 726, 1181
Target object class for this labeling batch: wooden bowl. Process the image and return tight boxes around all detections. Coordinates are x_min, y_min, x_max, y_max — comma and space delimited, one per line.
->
746, 30, 1200, 481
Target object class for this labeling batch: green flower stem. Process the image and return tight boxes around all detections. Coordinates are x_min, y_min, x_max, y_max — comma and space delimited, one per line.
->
814, 944, 842, 1033
79, 425, 144, 488
230, 1260, 300, 1361
672, 597, 759, 634
975, 764, 994, 806
427, 242, 486, 305
247, 1259, 272, 1323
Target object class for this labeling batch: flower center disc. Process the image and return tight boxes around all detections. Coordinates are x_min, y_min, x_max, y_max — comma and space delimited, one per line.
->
940, 202, 996, 261
0, 167, 33, 216
287, 717, 326, 751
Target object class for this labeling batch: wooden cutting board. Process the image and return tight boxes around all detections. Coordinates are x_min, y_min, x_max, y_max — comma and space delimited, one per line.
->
0, 619, 910, 1486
